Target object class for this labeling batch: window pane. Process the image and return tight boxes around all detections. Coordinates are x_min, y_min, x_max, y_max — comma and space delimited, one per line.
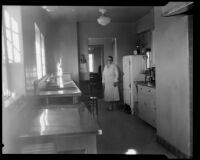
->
146, 51, 150, 69
6, 29, 12, 41
41, 34, 46, 76
4, 10, 10, 28
12, 32, 20, 50
35, 23, 43, 79
6, 40, 13, 63
11, 17, 19, 33
35, 41, 40, 54
89, 54, 94, 72
2, 33, 6, 64
13, 48, 21, 63
36, 53, 42, 79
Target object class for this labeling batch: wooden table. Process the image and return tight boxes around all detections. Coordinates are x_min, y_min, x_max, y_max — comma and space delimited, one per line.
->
18, 103, 102, 154
37, 78, 82, 104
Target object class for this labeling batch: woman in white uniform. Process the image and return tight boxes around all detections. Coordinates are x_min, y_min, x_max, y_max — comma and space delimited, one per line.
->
102, 56, 120, 110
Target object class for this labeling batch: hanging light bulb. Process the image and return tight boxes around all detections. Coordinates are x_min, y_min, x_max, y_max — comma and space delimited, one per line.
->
97, 9, 111, 26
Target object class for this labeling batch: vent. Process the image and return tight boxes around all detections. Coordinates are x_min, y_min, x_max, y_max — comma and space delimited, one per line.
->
162, 2, 193, 17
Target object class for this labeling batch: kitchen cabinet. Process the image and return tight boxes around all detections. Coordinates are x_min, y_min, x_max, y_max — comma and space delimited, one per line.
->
137, 84, 156, 128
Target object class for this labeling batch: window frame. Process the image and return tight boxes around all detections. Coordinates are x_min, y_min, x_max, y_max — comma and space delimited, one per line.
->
34, 23, 46, 80
4, 10, 21, 64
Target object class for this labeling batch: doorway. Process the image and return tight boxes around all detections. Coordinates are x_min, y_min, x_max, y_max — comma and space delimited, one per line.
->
87, 38, 117, 98
88, 45, 104, 98
88, 45, 104, 74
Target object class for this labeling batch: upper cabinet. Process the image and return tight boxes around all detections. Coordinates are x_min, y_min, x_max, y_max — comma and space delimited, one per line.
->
134, 8, 155, 66
136, 31, 152, 49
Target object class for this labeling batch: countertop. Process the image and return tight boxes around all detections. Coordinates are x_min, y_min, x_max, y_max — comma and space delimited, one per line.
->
134, 81, 156, 88
38, 80, 82, 97
18, 103, 102, 138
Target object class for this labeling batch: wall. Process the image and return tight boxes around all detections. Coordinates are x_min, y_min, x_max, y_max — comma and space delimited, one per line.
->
135, 8, 154, 34
154, 7, 191, 156
188, 15, 193, 156
46, 18, 79, 83
21, 6, 51, 92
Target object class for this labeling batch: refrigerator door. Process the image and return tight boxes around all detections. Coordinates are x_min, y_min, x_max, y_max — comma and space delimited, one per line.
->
130, 55, 146, 114
123, 56, 131, 106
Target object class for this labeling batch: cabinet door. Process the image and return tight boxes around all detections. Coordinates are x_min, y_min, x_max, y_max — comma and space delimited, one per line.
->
137, 85, 156, 127
142, 86, 155, 96
138, 95, 151, 124
138, 89, 145, 120
145, 95, 156, 127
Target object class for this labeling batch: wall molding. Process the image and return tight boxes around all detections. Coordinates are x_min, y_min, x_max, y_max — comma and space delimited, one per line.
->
156, 135, 192, 158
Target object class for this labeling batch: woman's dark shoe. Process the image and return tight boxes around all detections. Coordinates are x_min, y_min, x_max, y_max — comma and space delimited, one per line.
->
107, 106, 113, 111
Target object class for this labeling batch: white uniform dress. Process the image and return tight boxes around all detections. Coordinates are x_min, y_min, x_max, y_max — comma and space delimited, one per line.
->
102, 63, 120, 102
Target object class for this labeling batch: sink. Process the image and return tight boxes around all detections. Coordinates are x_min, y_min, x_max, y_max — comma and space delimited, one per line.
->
147, 82, 152, 86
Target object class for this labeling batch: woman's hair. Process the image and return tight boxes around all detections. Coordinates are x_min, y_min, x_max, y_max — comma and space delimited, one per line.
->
108, 56, 113, 61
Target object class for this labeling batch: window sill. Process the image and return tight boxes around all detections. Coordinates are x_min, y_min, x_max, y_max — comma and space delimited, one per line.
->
3, 94, 22, 108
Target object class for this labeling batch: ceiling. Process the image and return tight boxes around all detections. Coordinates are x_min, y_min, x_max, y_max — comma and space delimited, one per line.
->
41, 6, 153, 23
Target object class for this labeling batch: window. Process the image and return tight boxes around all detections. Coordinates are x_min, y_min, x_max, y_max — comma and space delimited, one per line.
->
2, 9, 22, 101
4, 10, 21, 63
2, 29, 10, 98
34, 23, 46, 79
89, 54, 94, 72
41, 34, 46, 76
146, 48, 151, 69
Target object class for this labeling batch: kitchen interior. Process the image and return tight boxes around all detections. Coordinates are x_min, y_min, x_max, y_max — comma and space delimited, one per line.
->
2, 2, 194, 158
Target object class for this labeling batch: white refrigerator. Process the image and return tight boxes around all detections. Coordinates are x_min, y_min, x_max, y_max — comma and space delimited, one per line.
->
123, 55, 146, 114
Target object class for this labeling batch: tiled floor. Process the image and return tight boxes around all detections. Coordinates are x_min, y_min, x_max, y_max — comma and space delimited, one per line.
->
96, 99, 176, 158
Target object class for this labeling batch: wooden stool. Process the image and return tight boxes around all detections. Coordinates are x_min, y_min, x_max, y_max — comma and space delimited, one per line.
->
89, 97, 98, 118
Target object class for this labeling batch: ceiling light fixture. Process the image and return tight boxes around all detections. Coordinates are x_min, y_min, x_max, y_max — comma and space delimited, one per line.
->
97, 9, 111, 26
42, 6, 58, 12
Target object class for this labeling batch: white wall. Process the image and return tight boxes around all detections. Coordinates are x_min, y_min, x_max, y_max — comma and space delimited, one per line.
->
154, 7, 191, 156
21, 6, 51, 91
135, 8, 154, 34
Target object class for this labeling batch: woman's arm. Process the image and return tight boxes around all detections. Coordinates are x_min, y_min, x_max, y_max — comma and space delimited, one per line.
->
102, 66, 105, 84
114, 65, 119, 83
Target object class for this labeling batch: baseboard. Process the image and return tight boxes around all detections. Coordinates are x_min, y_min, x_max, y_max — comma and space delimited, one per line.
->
156, 135, 192, 158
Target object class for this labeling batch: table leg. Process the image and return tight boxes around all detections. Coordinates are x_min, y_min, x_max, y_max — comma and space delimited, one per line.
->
73, 96, 78, 104
46, 97, 49, 105
55, 135, 97, 154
